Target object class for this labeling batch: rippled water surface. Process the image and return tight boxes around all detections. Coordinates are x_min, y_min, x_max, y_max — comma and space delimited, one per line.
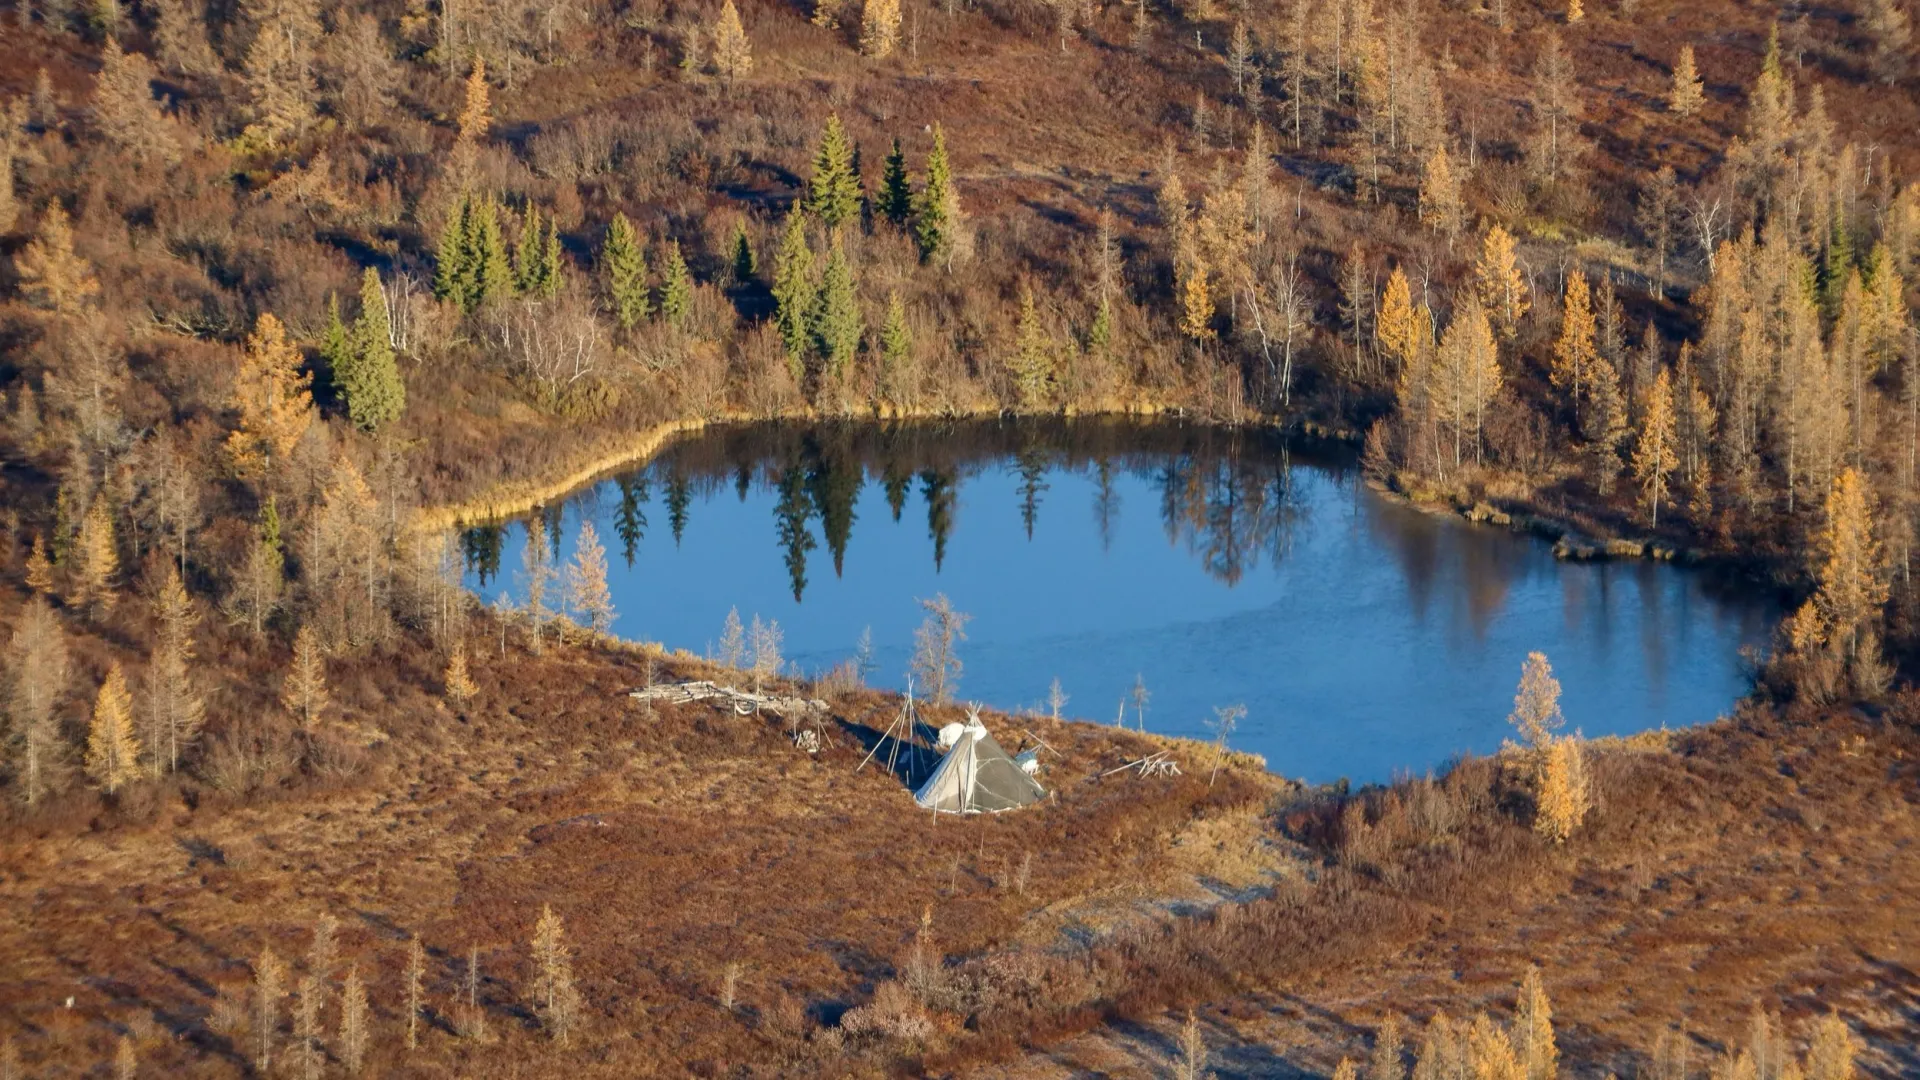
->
463, 420, 1777, 783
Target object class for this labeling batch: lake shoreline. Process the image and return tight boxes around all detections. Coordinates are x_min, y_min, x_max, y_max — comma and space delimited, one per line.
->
457, 416, 1777, 784
411, 399, 1239, 534
1366, 472, 1800, 605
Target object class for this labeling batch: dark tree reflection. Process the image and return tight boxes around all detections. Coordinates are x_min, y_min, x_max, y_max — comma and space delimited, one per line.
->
882, 457, 913, 523
920, 467, 957, 572
463, 524, 503, 587
614, 475, 649, 567
1013, 443, 1049, 540
1092, 457, 1120, 552
806, 431, 862, 577
465, 418, 1356, 593
665, 471, 691, 547
544, 503, 564, 563
773, 461, 817, 601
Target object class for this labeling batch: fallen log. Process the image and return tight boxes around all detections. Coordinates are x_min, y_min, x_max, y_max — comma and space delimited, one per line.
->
628, 680, 829, 718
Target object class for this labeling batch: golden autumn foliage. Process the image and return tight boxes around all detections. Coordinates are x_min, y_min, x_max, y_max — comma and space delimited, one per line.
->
457, 56, 491, 145
860, 0, 901, 58
1534, 735, 1590, 843
14, 203, 100, 316
24, 535, 53, 595
1378, 268, 1421, 372
1550, 270, 1598, 416
1633, 367, 1677, 526
1793, 468, 1886, 663
1180, 260, 1215, 342
1515, 965, 1558, 1080
72, 499, 119, 612
445, 643, 478, 702
713, 0, 754, 81
282, 625, 330, 728
85, 664, 141, 795
224, 314, 315, 479
1475, 225, 1530, 339
1671, 45, 1705, 115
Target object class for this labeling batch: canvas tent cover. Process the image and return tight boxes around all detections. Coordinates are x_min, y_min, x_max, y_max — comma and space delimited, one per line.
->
913, 720, 1046, 813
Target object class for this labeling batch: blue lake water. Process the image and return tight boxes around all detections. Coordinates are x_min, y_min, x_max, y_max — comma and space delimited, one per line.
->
462, 420, 1777, 784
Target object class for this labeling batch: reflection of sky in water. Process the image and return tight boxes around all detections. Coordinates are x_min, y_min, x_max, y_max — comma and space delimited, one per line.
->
464, 423, 1777, 785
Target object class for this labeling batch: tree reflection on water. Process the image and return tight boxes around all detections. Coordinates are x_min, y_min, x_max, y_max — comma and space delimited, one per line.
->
467, 419, 1343, 601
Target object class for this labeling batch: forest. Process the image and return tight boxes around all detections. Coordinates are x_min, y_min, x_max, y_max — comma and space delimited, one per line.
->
0, 0, 1917, 1067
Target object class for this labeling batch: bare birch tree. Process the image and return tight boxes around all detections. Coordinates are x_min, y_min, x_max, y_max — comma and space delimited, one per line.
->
910, 593, 971, 703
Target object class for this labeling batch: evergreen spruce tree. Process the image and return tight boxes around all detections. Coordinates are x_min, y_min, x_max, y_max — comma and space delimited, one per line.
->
879, 136, 913, 227
538, 211, 563, 298
772, 211, 816, 374
319, 293, 352, 390
515, 203, 544, 295
469, 197, 513, 309
514, 204, 561, 298
603, 212, 651, 330
730, 220, 757, 282
1009, 283, 1055, 407
810, 242, 862, 382
434, 197, 473, 309
1824, 219, 1856, 321
343, 267, 405, 430
807, 115, 862, 231
1088, 295, 1113, 357
659, 241, 693, 327
915, 125, 957, 265
880, 290, 911, 391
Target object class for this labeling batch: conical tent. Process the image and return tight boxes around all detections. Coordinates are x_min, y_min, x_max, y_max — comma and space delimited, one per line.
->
913, 720, 1046, 813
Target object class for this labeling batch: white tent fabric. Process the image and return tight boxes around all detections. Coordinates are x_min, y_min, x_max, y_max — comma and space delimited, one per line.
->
913, 720, 1046, 813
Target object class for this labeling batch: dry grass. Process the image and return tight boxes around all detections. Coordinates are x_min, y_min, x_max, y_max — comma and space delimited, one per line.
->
0, 622, 1289, 1077
981, 701, 1920, 1079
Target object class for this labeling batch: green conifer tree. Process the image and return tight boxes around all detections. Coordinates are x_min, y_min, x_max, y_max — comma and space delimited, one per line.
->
1824, 219, 1855, 320
659, 240, 692, 327
915, 125, 957, 265
1088, 294, 1113, 356
516, 203, 546, 295
880, 290, 911, 390
879, 136, 912, 227
807, 115, 862, 231
603, 212, 650, 330
772, 211, 816, 374
469, 197, 513, 309
319, 293, 352, 388
731, 220, 757, 282
811, 242, 862, 382
1008, 282, 1053, 409
538, 212, 563, 298
343, 267, 405, 430
434, 197, 473, 309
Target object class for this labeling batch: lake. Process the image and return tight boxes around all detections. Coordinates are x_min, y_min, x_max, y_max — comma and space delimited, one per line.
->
461, 419, 1778, 784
